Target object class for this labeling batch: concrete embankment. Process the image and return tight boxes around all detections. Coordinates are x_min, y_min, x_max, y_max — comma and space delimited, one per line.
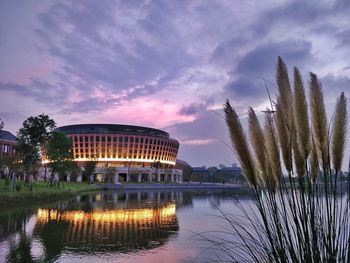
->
95, 182, 247, 190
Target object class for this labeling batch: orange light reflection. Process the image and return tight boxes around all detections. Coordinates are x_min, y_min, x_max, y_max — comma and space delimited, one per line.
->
37, 204, 176, 224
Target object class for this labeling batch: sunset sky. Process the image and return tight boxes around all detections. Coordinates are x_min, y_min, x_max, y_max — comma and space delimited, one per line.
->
1, 0, 349, 168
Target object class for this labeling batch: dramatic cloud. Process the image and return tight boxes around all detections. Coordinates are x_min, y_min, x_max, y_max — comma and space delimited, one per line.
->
0, 0, 349, 167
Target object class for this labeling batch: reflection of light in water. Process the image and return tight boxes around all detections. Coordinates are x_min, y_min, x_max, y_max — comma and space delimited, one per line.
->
35, 204, 178, 251
37, 204, 176, 224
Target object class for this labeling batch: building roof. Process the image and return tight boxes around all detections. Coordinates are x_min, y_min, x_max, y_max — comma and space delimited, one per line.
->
175, 159, 190, 167
0, 130, 17, 143
56, 124, 171, 139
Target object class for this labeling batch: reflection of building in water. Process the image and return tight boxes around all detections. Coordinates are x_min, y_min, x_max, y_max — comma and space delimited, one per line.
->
34, 203, 178, 254
73, 191, 185, 211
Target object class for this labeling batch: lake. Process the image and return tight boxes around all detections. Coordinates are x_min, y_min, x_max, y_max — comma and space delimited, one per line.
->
0, 189, 255, 263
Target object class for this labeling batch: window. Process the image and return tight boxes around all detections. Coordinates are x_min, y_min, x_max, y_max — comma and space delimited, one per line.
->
4, 145, 9, 153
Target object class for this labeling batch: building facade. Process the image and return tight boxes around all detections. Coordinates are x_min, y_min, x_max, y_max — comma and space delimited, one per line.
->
0, 130, 17, 157
0, 130, 17, 178
53, 124, 182, 183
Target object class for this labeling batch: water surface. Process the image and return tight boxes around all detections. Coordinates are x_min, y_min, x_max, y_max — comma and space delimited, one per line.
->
0, 189, 254, 262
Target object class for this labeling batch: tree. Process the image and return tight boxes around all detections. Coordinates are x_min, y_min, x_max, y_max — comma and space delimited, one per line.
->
1, 155, 21, 188
220, 57, 349, 262
46, 131, 74, 187
67, 162, 81, 182
82, 160, 97, 183
182, 165, 193, 182
106, 166, 116, 183
17, 114, 56, 182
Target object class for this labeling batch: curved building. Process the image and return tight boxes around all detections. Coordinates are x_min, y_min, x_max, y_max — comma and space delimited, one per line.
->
54, 124, 182, 183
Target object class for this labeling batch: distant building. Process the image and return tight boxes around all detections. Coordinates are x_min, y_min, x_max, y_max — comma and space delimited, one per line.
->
43, 124, 182, 183
0, 130, 17, 178
190, 165, 245, 183
0, 130, 17, 157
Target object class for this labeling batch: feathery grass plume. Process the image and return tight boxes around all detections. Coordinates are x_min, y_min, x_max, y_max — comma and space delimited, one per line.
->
248, 107, 267, 183
264, 113, 282, 189
276, 57, 292, 104
275, 97, 293, 172
309, 73, 328, 168
292, 131, 306, 177
310, 138, 319, 181
276, 56, 293, 127
224, 100, 257, 187
276, 57, 294, 173
331, 92, 347, 175
293, 67, 310, 159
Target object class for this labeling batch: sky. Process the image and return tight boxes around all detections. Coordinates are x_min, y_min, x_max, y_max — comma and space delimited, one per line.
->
0, 0, 349, 168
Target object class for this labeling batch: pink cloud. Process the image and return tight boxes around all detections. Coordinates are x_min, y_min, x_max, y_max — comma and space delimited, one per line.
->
181, 138, 215, 145
12, 58, 58, 85
101, 97, 196, 128
55, 97, 196, 129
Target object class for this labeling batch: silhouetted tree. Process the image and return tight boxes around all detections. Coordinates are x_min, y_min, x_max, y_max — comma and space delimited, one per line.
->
17, 114, 56, 184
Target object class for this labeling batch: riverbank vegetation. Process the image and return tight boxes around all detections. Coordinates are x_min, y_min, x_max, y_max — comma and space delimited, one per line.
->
218, 57, 349, 262
0, 180, 98, 206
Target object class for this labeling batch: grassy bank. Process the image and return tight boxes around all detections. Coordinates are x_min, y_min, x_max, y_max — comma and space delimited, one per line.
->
0, 180, 99, 206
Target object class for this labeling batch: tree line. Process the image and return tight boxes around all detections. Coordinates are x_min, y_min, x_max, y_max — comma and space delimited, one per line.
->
0, 115, 96, 191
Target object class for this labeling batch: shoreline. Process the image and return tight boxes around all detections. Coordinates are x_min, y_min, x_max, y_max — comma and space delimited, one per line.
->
0, 182, 247, 207
96, 182, 248, 190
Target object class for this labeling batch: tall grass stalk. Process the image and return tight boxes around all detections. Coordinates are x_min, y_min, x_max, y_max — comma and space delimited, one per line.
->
220, 57, 349, 263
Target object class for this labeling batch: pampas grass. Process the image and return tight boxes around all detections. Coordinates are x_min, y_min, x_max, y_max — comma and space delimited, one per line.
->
224, 101, 257, 187
293, 67, 310, 160
264, 113, 282, 190
310, 73, 329, 169
331, 92, 347, 176
220, 57, 349, 263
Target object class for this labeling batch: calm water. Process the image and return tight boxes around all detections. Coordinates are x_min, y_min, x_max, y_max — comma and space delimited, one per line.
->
0, 189, 255, 263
